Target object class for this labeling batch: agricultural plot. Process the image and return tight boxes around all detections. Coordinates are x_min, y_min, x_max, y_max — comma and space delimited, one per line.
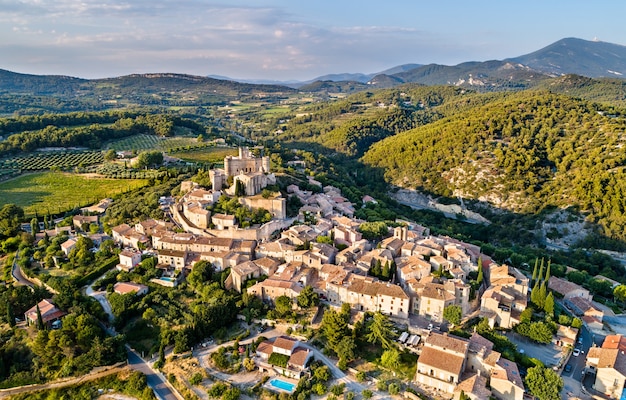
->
106, 134, 201, 151
86, 162, 163, 179
173, 147, 238, 164
0, 172, 148, 217
0, 151, 104, 172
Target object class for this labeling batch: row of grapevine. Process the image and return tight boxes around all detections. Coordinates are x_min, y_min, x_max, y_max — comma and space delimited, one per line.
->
106, 134, 204, 151
0, 151, 104, 171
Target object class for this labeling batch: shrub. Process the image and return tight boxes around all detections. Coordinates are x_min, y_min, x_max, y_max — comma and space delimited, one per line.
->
363, 389, 373, 399
189, 372, 203, 385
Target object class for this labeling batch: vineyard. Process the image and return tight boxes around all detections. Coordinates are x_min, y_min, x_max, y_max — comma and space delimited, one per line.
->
0, 172, 149, 217
85, 162, 164, 179
106, 134, 206, 151
0, 151, 104, 172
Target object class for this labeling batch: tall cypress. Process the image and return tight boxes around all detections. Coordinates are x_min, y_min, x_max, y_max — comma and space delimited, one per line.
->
6, 303, 15, 328
537, 258, 545, 282
36, 305, 45, 330
545, 260, 551, 283
531, 258, 538, 284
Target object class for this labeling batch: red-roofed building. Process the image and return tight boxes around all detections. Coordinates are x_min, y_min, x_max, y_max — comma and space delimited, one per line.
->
25, 299, 66, 327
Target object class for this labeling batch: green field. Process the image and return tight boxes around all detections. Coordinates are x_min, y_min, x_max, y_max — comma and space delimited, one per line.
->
174, 147, 238, 164
0, 172, 149, 216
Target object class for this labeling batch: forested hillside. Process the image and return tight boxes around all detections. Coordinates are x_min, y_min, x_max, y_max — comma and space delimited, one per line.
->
361, 91, 626, 241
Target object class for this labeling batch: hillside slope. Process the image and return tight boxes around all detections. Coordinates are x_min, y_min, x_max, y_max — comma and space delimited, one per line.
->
361, 91, 626, 240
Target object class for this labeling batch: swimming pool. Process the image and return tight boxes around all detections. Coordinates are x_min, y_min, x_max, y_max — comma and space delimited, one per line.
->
269, 378, 296, 393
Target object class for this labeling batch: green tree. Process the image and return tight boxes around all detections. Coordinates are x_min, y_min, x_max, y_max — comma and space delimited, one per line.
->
335, 335, 356, 366
525, 365, 563, 400
321, 307, 350, 355
36, 304, 45, 330
537, 281, 547, 309
531, 258, 538, 284
274, 295, 292, 317
538, 258, 545, 282
443, 304, 462, 326
380, 348, 400, 371
297, 285, 320, 309
104, 149, 117, 161
365, 312, 397, 350
187, 260, 214, 288
544, 291, 555, 316
459, 390, 470, 400
477, 261, 484, 285
6, 302, 15, 327
545, 260, 551, 282
614, 284, 626, 305
0, 204, 24, 238
520, 307, 533, 323
30, 217, 39, 234
135, 151, 164, 169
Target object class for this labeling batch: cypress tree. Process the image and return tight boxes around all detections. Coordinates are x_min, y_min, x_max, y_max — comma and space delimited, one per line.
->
545, 260, 551, 283
537, 281, 547, 309
36, 305, 45, 330
477, 263, 484, 285
6, 303, 15, 328
538, 258, 545, 282
545, 291, 555, 316
531, 258, 538, 284
531, 281, 540, 307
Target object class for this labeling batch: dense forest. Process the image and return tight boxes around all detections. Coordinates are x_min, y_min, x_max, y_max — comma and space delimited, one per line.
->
361, 91, 626, 241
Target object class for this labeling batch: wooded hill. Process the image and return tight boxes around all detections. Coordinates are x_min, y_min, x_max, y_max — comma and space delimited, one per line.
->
361, 91, 626, 241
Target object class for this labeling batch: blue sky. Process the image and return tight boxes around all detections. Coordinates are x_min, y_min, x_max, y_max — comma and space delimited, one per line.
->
1, 0, 624, 80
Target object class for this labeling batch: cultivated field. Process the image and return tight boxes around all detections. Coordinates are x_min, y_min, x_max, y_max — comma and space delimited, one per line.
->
0, 172, 148, 216
174, 147, 238, 164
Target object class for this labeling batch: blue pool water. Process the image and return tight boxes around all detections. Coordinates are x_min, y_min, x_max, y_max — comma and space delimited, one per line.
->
160, 277, 176, 282
269, 378, 296, 392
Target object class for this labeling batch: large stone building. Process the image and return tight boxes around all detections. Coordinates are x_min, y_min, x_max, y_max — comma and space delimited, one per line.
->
224, 147, 270, 177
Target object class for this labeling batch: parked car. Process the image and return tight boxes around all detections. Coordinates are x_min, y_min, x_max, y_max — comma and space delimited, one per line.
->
578, 337, 583, 345
564, 364, 572, 373
427, 323, 433, 331
573, 348, 581, 357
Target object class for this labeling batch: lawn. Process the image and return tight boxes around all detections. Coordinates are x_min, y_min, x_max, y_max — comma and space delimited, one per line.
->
0, 172, 149, 217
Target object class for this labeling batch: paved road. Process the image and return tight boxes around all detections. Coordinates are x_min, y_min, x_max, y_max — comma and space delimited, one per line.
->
561, 325, 592, 400
11, 251, 33, 287
127, 347, 180, 400
85, 280, 115, 323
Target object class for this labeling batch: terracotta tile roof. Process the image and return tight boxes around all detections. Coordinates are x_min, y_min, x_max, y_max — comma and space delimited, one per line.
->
25, 299, 66, 323
456, 373, 491, 398
493, 359, 524, 389
548, 276, 588, 296
114, 282, 148, 295
273, 337, 297, 351
256, 341, 273, 355
420, 283, 455, 302
418, 346, 465, 377
597, 349, 626, 376
425, 332, 469, 355
602, 335, 626, 351
468, 332, 494, 354
348, 278, 409, 300
288, 348, 310, 367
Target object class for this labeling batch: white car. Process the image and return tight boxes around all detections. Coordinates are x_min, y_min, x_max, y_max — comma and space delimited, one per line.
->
427, 323, 433, 331
573, 348, 581, 357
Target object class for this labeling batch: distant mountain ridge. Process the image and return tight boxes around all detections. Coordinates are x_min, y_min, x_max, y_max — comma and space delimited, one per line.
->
2, 37, 626, 100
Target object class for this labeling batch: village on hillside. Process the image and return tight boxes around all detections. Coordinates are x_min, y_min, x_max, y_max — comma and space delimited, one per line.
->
23, 147, 626, 400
